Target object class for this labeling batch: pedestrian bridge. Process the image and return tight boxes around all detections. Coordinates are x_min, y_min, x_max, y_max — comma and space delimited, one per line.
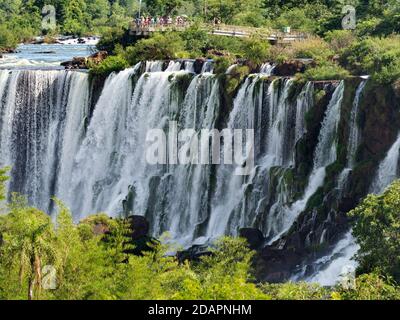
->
129, 23, 309, 44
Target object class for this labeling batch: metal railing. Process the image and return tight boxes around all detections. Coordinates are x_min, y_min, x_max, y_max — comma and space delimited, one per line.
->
129, 22, 310, 42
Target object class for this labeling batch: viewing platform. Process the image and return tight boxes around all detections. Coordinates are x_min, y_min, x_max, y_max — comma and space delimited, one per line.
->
129, 22, 310, 44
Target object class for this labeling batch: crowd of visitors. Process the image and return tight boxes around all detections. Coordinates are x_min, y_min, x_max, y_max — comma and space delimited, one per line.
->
133, 16, 189, 28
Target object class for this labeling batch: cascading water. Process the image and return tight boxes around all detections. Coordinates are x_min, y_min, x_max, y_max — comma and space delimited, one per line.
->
338, 80, 367, 193
299, 231, 360, 286
269, 81, 345, 243
0, 69, 90, 212
0, 60, 377, 285
370, 134, 400, 194
297, 81, 368, 286
260, 63, 275, 76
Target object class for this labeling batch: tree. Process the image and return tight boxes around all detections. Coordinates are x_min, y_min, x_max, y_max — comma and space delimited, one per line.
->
62, 0, 88, 35
240, 35, 270, 66
146, 0, 183, 16
124, 32, 186, 64
0, 197, 56, 300
350, 180, 400, 282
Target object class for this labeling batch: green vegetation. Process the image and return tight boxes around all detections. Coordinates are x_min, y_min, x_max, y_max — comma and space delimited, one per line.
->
350, 180, 400, 283
340, 36, 400, 84
1, 167, 400, 300
125, 32, 186, 64
301, 64, 350, 81
89, 55, 129, 76
1, 1, 399, 84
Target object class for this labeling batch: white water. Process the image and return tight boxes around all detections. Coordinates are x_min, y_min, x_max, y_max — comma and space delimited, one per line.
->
260, 63, 275, 76
347, 81, 367, 168
299, 81, 368, 285
370, 134, 400, 194
269, 81, 345, 243
0, 62, 373, 286
303, 231, 359, 286
337, 80, 367, 193
0, 69, 90, 212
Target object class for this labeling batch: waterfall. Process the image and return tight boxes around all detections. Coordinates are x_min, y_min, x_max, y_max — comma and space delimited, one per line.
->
347, 81, 367, 168
298, 81, 366, 285
201, 61, 214, 74
260, 63, 275, 76
0, 64, 357, 263
0, 69, 90, 212
268, 81, 345, 243
370, 134, 400, 194
337, 80, 367, 192
300, 231, 359, 286
145, 61, 164, 72
2, 59, 384, 286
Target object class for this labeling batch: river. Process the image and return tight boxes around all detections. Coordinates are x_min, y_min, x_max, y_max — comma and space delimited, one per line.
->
0, 43, 97, 69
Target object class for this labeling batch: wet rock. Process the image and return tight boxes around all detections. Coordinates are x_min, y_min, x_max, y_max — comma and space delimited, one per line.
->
127, 215, 150, 240
33, 51, 56, 54
193, 58, 206, 74
61, 57, 87, 69
255, 247, 304, 283
79, 214, 114, 236
177, 245, 213, 263
239, 228, 265, 250
89, 51, 108, 65
0, 48, 17, 57
274, 59, 315, 76
61, 51, 108, 70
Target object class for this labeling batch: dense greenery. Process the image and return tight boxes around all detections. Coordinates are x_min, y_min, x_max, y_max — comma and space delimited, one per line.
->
350, 180, 400, 283
1, 1, 400, 84
1, 167, 400, 300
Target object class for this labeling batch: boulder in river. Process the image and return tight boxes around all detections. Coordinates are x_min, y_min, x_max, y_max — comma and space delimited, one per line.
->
61, 51, 108, 70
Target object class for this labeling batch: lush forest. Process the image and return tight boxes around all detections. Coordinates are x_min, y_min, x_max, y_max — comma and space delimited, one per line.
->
1, 0, 400, 47
1, 1, 400, 84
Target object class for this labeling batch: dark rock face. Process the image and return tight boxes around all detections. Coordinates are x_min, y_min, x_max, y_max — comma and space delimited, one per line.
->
255, 247, 305, 283
177, 245, 213, 263
61, 57, 87, 69
239, 228, 265, 250
193, 58, 206, 74
274, 59, 315, 76
125, 215, 159, 256
127, 215, 150, 241
254, 78, 400, 283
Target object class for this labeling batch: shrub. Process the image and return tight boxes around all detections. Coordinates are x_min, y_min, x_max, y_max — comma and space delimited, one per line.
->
349, 180, 400, 282
89, 55, 129, 76
96, 27, 126, 54
340, 36, 400, 84
290, 38, 334, 63
273, 8, 317, 33
333, 273, 400, 300
262, 282, 329, 300
213, 56, 235, 75
0, 26, 18, 50
300, 64, 350, 81
124, 33, 186, 65
324, 30, 357, 54
180, 24, 210, 57
240, 36, 270, 66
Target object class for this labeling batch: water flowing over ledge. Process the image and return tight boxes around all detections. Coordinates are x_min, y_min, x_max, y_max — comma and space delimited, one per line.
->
0, 62, 399, 284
